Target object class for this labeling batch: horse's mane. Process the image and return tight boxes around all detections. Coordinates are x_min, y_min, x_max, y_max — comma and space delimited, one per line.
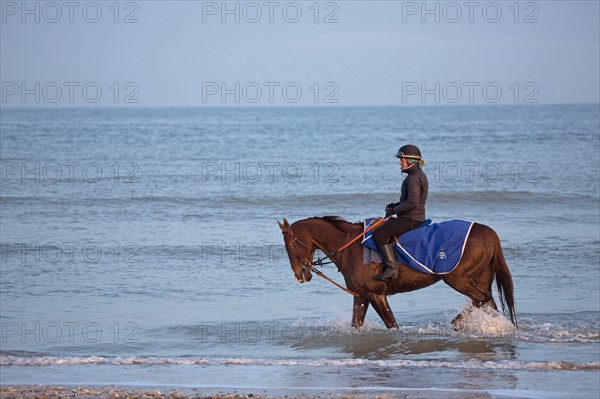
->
306, 215, 361, 231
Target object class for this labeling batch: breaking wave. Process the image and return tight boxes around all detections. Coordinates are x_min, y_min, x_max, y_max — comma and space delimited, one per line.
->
1, 355, 598, 371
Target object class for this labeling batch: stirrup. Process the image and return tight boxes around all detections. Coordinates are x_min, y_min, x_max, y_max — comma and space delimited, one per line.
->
375, 264, 399, 281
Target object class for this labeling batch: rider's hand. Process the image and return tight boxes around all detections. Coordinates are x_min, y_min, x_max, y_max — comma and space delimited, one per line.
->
385, 202, 397, 216
385, 206, 395, 218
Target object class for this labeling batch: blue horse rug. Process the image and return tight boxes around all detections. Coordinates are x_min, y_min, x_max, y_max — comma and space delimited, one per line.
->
362, 218, 474, 275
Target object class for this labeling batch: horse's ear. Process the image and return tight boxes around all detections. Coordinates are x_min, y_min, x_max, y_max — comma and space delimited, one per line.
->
278, 219, 290, 232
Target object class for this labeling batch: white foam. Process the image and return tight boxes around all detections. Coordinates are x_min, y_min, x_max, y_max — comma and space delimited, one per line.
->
275, 307, 597, 343
449, 303, 517, 336
1, 355, 598, 371
521, 321, 600, 343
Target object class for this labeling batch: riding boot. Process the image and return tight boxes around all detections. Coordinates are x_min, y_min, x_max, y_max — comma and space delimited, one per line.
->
375, 243, 399, 281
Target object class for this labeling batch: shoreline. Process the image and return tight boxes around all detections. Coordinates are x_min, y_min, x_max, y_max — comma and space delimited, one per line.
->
2, 386, 280, 399
0, 384, 528, 399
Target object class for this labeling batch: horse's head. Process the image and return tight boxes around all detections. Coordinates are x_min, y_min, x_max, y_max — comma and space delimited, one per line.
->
278, 218, 314, 283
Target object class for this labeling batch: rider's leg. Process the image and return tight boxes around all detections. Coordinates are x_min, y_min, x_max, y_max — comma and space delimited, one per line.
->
372, 217, 421, 281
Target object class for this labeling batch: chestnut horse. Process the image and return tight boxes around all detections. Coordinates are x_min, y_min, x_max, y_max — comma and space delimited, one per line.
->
278, 216, 516, 329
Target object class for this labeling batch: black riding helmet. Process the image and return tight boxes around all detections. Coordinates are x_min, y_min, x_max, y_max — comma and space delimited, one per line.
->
395, 144, 422, 160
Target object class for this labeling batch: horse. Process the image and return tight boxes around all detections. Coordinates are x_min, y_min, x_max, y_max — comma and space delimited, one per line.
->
278, 216, 516, 329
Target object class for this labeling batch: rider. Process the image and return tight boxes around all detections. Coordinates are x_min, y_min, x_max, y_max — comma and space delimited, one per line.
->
373, 144, 428, 281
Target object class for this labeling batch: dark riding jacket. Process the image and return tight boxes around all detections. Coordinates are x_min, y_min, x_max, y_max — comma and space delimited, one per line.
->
392, 165, 428, 221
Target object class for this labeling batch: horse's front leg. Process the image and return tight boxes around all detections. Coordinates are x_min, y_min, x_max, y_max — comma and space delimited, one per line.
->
368, 294, 399, 329
352, 296, 370, 329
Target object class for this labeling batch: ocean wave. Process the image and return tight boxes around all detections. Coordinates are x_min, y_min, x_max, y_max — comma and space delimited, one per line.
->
273, 190, 579, 206
1, 355, 598, 371
312, 307, 598, 344
1, 189, 595, 210
513, 316, 600, 343
430, 190, 596, 205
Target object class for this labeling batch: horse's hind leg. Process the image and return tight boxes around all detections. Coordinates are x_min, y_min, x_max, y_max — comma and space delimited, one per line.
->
451, 294, 498, 329
450, 293, 495, 320
368, 294, 399, 329
444, 264, 496, 328
352, 296, 370, 329
446, 225, 513, 328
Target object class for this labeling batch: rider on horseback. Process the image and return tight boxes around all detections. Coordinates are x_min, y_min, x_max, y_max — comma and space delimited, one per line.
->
374, 144, 429, 281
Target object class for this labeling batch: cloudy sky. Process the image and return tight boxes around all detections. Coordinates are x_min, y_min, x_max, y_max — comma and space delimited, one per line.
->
1, 0, 599, 106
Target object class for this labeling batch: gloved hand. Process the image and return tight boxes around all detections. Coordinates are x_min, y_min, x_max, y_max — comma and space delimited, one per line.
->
385, 204, 396, 218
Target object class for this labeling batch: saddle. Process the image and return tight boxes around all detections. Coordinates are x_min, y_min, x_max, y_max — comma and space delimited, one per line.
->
362, 218, 474, 274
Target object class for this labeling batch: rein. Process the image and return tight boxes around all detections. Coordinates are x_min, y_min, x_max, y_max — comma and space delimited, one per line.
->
285, 217, 388, 298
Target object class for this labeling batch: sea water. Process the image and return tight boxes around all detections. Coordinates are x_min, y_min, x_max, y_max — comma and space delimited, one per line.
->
1, 105, 599, 397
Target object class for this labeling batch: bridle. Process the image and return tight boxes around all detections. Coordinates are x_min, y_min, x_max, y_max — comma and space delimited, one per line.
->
283, 224, 361, 298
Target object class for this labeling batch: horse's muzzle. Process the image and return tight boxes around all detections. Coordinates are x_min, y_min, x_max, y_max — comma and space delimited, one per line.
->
295, 268, 313, 283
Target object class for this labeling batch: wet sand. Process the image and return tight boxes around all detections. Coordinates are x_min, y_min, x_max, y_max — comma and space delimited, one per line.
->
0, 385, 497, 399
3, 386, 267, 399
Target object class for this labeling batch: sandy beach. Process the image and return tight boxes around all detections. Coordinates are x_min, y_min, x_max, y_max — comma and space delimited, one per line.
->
1, 386, 272, 399
0, 385, 500, 399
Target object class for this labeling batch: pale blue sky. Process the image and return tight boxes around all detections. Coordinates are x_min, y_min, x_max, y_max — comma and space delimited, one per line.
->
1, 0, 599, 106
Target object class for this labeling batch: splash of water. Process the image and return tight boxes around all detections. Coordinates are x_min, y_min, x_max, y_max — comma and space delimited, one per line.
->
449, 302, 517, 336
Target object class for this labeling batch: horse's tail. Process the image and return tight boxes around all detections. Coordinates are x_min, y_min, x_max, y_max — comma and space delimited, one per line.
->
491, 231, 517, 327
